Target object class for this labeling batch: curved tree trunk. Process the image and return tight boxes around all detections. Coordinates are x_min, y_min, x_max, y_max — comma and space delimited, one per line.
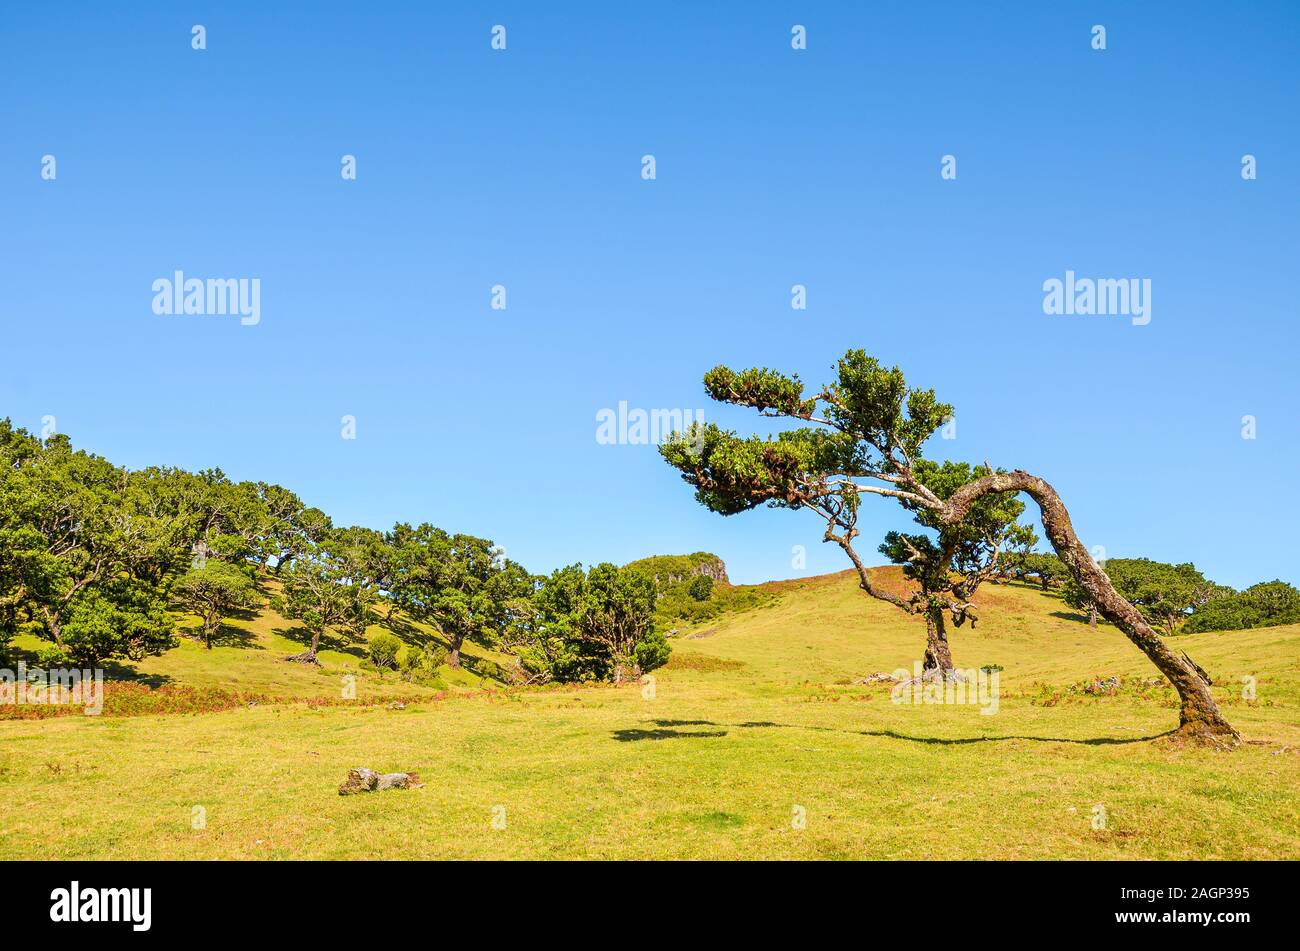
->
943, 470, 1238, 747
922, 607, 957, 679
832, 535, 958, 681
287, 629, 322, 665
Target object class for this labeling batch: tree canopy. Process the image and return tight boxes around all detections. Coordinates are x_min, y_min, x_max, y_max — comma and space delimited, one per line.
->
660, 350, 1240, 746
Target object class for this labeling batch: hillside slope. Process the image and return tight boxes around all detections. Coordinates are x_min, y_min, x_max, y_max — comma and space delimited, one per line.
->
2, 567, 1297, 860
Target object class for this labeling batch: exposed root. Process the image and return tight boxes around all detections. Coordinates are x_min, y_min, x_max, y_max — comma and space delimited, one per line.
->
1162, 718, 1242, 751
898, 666, 966, 688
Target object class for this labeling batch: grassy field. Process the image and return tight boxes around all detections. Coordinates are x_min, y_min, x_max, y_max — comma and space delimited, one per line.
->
2, 569, 1297, 859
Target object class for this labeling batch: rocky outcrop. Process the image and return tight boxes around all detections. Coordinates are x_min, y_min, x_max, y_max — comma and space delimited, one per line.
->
689, 558, 729, 585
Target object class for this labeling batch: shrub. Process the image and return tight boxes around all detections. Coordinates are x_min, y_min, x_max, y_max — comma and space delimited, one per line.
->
35, 645, 74, 667
470, 657, 510, 682
634, 629, 672, 673
396, 643, 450, 684
368, 633, 402, 669
688, 575, 714, 601
399, 645, 426, 674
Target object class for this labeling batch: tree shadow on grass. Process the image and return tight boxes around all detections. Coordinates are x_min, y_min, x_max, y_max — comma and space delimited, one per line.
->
97, 661, 171, 688
614, 718, 1171, 747
206, 621, 263, 650
176, 615, 262, 650
0, 643, 172, 687
0, 641, 46, 667
861, 728, 1176, 746
612, 727, 729, 742
1050, 610, 1094, 624
273, 625, 366, 659
611, 718, 799, 741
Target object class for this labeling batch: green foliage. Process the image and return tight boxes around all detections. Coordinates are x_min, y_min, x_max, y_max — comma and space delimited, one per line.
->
688, 575, 714, 601
0, 422, 179, 664
654, 583, 778, 628
1009, 552, 1069, 589
1064, 557, 1223, 633
512, 563, 666, 683
368, 632, 402, 669
1185, 580, 1300, 633
1100, 558, 1217, 635
34, 644, 73, 667
665, 350, 954, 518
59, 579, 176, 665
878, 460, 1036, 627
623, 553, 775, 628
395, 643, 450, 686
634, 628, 672, 672
272, 543, 376, 659
624, 552, 725, 585
174, 561, 259, 648
399, 645, 427, 674
581, 563, 660, 678
388, 524, 535, 666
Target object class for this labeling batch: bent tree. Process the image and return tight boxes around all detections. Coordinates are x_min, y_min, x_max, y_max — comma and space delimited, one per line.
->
659, 350, 1238, 747
273, 538, 375, 664
878, 459, 1038, 679
174, 560, 259, 649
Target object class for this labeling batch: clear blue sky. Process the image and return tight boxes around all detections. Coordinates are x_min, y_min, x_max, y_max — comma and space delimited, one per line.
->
3, 2, 1297, 589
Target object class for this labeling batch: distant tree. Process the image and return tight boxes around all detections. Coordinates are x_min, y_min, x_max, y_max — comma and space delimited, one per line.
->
273, 541, 375, 664
56, 578, 175, 666
1060, 574, 1099, 628
327, 525, 396, 615
1011, 551, 1069, 590
1102, 559, 1216, 635
1185, 580, 1300, 633
507, 564, 591, 683
0, 422, 41, 651
659, 350, 1237, 746
688, 574, 714, 601
388, 524, 532, 668
990, 526, 1037, 584
508, 563, 667, 684
0, 425, 177, 664
875, 460, 1037, 677
575, 564, 666, 682
174, 561, 260, 649
254, 483, 332, 575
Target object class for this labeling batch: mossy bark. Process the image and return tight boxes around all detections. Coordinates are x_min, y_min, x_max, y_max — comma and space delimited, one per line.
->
944, 471, 1239, 748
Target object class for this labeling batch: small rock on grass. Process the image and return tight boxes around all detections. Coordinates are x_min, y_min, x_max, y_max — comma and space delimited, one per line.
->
338, 768, 379, 796
339, 767, 422, 795
377, 772, 422, 790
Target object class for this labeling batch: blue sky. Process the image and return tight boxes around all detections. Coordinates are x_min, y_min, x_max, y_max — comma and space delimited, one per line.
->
3, 2, 1297, 589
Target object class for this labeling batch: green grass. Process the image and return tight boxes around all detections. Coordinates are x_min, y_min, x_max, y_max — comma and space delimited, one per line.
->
2, 569, 1297, 859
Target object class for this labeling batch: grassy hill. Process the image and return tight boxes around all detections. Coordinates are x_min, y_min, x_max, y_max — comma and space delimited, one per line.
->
2, 567, 1297, 859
